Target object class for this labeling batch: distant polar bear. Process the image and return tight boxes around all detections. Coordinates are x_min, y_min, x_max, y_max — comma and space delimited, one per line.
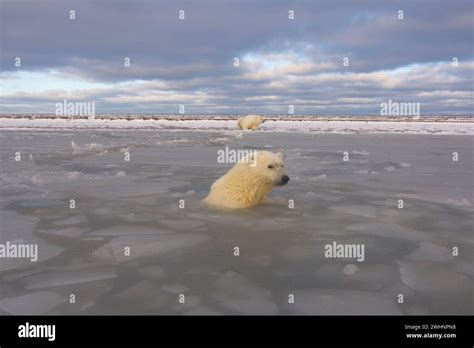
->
237, 115, 265, 130
203, 151, 289, 209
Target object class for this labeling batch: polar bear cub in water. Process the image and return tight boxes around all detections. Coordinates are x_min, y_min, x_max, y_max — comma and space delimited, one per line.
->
203, 151, 289, 209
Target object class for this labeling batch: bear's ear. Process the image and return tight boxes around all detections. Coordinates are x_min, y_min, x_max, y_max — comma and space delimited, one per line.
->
276, 152, 283, 159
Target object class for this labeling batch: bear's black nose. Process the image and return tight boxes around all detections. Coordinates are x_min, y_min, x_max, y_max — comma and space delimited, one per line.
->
281, 175, 289, 185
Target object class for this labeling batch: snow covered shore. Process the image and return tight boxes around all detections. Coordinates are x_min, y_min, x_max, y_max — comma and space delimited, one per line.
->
0, 116, 472, 135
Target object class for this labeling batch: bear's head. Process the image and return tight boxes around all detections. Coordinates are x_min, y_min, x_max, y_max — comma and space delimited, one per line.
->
242, 151, 289, 187
247, 114, 265, 124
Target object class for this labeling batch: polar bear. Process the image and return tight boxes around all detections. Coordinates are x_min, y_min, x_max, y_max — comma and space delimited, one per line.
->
237, 115, 265, 130
203, 151, 289, 209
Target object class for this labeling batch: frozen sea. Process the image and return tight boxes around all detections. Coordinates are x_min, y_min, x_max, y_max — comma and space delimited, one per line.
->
0, 119, 473, 315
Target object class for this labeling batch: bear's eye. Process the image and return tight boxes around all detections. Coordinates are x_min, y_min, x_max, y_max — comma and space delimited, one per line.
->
267, 165, 274, 169
281, 164, 284, 168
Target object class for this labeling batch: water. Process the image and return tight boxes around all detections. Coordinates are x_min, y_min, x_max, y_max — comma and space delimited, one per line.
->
0, 128, 472, 315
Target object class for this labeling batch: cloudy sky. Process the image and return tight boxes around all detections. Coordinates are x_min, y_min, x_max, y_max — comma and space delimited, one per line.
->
1, 0, 473, 115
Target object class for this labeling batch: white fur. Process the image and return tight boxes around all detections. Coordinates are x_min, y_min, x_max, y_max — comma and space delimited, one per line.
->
237, 115, 265, 131
203, 151, 287, 209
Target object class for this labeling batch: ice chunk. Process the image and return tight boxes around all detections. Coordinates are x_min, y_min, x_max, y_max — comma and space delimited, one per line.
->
0, 211, 38, 241
53, 214, 88, 226
92, 233, 209, 263
71, 141, 81, 153
384, 166, 396, 172
343, 264, 359, 275
211, 271, 278, 314
37, 227, 89, 239
404, 242, 454, 262
75, 279, 115, 312
0, 211, 64, 272
398, 261, 472, 295
72, 142, 108, 154
24, 267, 118, 289
400, 162, 412, 168
68, 179, 189, 199
31, 174, 44, 185
0, 291, 64, 315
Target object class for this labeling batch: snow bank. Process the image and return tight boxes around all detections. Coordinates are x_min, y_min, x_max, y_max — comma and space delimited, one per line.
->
0, 117, 472, 135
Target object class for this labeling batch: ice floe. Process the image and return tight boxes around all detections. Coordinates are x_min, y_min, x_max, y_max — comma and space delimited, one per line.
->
211, 271, 278, 314
92, 234, 209, 263
37, 227, 89, 239
404, 242, 454, 262
0, 211, 64, 271
0, 291, 64, 315
53, 214, 88, 226
24, 267, 118, 289
398, 261, 472, 295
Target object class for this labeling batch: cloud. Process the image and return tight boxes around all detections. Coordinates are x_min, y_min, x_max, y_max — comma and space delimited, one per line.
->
0, 0, 473, 115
